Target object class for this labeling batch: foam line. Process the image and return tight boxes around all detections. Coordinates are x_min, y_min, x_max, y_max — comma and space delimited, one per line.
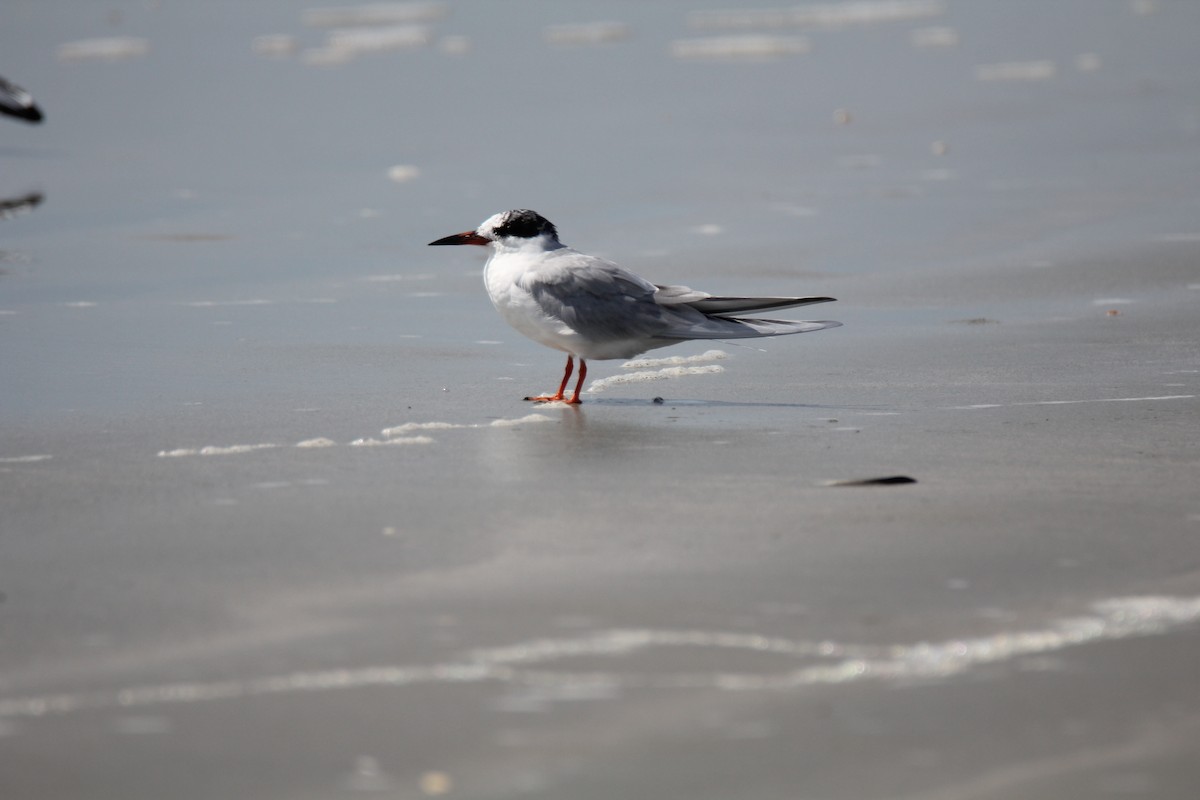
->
621, 349, 728, 369
671, 35, 809, 60
381, 414, 552, 437
157, 444, 278, 458
295, 438, 337, 448
587, 365, 725, 393
948, 395, 1195, 410
159, 415, 551, 457
57, 36, 149, 62
381, 421, 465, 436
689, 1, 945, 30
348, 436, 435, 447
2, 596, 1196, 718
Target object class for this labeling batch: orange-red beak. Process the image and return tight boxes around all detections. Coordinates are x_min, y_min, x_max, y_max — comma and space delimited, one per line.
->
428, 231, 490, 246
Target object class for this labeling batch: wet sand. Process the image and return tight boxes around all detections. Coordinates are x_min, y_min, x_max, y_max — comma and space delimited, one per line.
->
3, 2, 1200, 798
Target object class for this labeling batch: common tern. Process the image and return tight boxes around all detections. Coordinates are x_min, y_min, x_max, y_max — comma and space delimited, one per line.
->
430, 209, 840, 404
0, 76, 43, 124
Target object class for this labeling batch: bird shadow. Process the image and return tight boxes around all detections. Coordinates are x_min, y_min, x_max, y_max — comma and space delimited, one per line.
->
575, 396, 887, 412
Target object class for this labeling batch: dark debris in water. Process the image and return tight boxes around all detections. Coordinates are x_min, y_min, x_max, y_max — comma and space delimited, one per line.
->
823, 475, 917, 487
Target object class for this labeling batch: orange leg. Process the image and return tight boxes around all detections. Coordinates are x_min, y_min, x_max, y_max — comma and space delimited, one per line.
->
566, 358, 587, 404
525, 355, 574, 402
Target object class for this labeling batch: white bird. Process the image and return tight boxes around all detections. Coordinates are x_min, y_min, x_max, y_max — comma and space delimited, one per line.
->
429, 209, 841, 404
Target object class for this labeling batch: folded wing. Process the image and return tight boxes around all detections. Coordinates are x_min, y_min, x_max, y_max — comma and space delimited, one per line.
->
653, 283, 835, 316
525, 258, 841, 349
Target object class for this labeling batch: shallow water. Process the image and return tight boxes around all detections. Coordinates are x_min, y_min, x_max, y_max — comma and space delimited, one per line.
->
4, 0, 1198, 406
4, 2, 1200, 799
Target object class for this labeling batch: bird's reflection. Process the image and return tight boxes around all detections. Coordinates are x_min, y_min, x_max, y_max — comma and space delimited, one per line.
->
0, 75, 46, 231
0, 190, 43, 221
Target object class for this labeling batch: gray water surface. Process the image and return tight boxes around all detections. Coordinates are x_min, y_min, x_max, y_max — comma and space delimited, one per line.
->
4, 2, 1200, 798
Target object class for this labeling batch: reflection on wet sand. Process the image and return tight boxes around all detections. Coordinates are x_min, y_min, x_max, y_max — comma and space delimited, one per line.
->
0, 191, 43, 221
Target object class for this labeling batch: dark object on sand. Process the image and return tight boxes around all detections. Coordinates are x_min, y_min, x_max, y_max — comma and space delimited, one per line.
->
823, 475, 917, 487
0, 76, 43, 123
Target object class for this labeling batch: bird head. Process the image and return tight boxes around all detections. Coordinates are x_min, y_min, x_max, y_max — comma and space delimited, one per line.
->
429, 209, 559, 249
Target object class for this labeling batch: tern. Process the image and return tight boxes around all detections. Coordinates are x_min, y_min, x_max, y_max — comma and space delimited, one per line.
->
429, 209, 840, 404
0, 76, 43, 124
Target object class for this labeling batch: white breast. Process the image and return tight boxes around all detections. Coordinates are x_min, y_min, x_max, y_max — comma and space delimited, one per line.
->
483, 250, 580, 354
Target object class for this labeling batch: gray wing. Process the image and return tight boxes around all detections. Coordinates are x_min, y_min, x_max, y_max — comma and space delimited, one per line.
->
525, 256, 674, 342
525, 254, 840, 344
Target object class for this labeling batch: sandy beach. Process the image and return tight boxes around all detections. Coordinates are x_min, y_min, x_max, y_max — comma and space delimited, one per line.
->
3, 1, 1200, 798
